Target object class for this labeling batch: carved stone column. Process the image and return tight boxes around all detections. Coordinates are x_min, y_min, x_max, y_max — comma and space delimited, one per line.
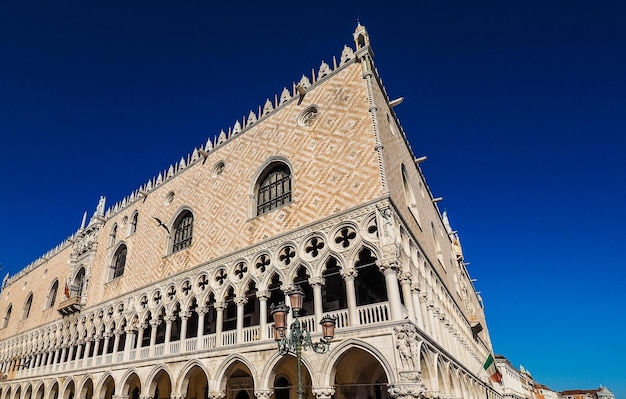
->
256, 291, 269, 340
112, 330, 122, 355
92, 336, 101, 360
411, 282, 425, 330
340, 268, 358, 326
308, 276, 325, 326
179, 311, 190, 343
215, 302, 226, 347
311, 386, 335, 399
149, 319, 159, 356
235, 296, 248, 344
136, 324, 146, 351
208, 391, 225, 399
123, 327, 136, 361
102, 333, 111, 356
164, 315, 175, 354
398, 271, 416, 322
196, 307, 207, 348
419, 294, 431, 335
377, 254, 403, 321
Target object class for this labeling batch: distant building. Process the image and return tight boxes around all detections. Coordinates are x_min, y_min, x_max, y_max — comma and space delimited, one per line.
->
536, 384, 558, 399
560, 387, 615, 399
495, 355, 525, 399
0, 25, 502, 399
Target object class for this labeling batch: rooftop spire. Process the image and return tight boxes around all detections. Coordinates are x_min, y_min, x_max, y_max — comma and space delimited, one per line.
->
353, 21, 370, 51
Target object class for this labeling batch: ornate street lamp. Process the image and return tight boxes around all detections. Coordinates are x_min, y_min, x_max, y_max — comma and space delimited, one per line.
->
270, 286, 336, 399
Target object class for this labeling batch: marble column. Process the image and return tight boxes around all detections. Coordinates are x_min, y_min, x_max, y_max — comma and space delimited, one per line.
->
215, 302, 225, 347
340, 268, 358, 326
256, 291, 269, 340
309, 277, 324, 326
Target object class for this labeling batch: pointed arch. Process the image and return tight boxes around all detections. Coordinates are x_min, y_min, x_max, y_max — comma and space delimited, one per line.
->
46, 279, 59, 310
170, 208, 194, 253
21, 293, 34, 320
319, 338, 395, 387
2, 304, 12, 328
145, 364, 173, 399
249, 157, 293, 217
119, 368, 142, 398
213, 354, 258, 393
175, 359, 211, 398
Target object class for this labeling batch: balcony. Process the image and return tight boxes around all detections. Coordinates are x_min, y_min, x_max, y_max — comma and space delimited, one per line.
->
57, 296, 83, 316
15, 301, 396, 380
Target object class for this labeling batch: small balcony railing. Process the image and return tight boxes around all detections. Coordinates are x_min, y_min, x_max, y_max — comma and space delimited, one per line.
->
57, 296, 83, 316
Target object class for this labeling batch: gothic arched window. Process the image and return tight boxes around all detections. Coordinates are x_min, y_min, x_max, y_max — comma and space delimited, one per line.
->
172, 210, 194, 252
112, 245, 128, 279
23, 293, 33, 320
256, 163, 292, 216
129, 212, 139, 235
109, 224, 118, 246
2, 304, 12, 328
47, 280, 59, 309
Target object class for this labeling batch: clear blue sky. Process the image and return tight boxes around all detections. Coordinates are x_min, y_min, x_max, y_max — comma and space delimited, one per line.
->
1, 1, 624, 396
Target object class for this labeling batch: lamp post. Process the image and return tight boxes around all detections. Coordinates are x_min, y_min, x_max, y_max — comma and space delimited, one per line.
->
271, 286, 336, 399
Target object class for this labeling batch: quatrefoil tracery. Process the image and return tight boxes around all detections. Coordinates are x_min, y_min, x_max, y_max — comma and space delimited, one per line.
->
305, 237, 325, 258
278, 245, 296, 267
255, 254, 270, 274
334, 226, 357, 249
215, 269, 228, 286
234, 262, 248, 280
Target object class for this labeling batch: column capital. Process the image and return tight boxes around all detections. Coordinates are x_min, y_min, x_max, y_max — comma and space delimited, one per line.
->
376, 258, 400, 272
196, 306, 208, 315
308, 276, 325, 286
208, 391, 226, 399
164, 315, 176, 323
410, 282, 421, 292
398, 271, 412, 282
388, 383, 426, 399
254, 390, 273, 399
339, 268, 357, 279
311, 386, 335, 399
214, 302, 226, 311
234, 296, 248, 306
180, 311, 191, 320
256, 290, 270, 299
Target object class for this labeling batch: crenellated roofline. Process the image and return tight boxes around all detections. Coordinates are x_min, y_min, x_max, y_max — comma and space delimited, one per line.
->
4, 32, 369, 285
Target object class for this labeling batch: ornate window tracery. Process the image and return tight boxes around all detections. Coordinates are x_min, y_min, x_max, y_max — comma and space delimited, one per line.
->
112, 245, 127, 279
256, 164, 292, 215
172, 210, 194, 252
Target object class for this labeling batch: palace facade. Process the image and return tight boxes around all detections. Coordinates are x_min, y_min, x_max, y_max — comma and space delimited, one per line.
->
0, 25, 501, 399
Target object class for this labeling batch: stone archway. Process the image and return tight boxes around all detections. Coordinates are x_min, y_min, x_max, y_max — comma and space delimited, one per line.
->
147, 369, 172, 399
271, 354, 314, 399
78, 378, 93, 399
181, 365, 209, 399
332, 348, 389, 399
97, 375, 115, 399
222, 361, 254, 399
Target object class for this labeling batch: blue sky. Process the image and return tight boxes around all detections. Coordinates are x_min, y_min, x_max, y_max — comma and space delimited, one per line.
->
1, 1, 624, 396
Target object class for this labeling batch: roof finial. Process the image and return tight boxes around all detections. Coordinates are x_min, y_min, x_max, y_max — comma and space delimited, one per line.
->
353, 20, 370, 50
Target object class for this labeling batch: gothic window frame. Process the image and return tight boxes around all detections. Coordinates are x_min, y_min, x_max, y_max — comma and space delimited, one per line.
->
22, 292, 33, 320
46, 279, 59, 310
401, 164, 421, 227
251, 158, 293, 218
2, 304, 12, 328
109, 223, 118, 247
129, 211, 139, 236
110, 244, 128, 280
171, 209, 194, 253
